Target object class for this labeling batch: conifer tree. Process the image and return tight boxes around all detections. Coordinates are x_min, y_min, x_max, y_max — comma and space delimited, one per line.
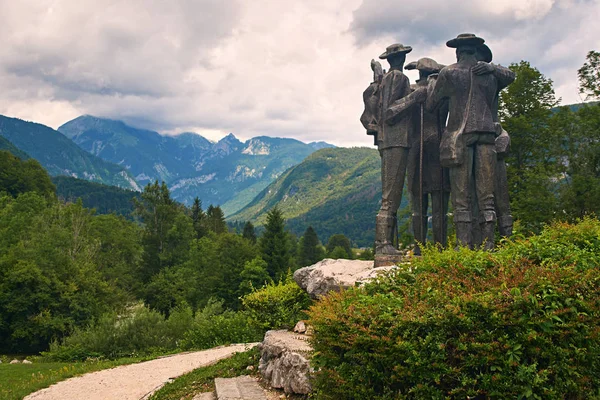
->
259, 207, 290, 280
205, 205, 227, 234
242, 221, 257, 243
298, 226, 324, 267
191, 197, 207, 238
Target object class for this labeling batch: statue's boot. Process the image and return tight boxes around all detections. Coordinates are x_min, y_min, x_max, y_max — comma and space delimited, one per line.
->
480, 211, 496, 251
455, 222, 472, 250
412, 215, 427, 256
498, 215, 513, 238
480, 221, 496, 251
375, 214, 401, 255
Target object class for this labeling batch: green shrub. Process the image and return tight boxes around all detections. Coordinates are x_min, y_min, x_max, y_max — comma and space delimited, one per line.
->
309, 218, 600, 399
241, 273, 312, 330
181, 299, 262, 349
44, 304, 193, 360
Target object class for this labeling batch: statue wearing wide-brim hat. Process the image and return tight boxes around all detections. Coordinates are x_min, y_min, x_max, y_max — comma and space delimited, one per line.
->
379, 43, 412, 59
405, 57, 446, 75
446, 33, 485, 48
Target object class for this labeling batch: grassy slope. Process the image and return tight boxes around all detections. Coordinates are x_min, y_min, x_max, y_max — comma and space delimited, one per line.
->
228, 147, 386, 246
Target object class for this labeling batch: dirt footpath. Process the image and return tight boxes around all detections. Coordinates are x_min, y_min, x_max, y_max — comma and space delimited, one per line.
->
25, 343, 258, 400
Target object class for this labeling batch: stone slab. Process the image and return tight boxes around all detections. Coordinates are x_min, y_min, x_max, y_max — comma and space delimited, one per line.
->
215, 376, 266, 400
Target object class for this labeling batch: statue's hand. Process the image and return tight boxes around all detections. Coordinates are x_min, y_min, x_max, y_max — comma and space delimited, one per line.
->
413, 86, 427, 103
472, 61, 494, 75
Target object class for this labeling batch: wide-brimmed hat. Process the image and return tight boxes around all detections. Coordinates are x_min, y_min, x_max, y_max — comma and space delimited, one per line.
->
476, 44, 493, 63
379, 43, 412, 59
405, 57, 445, 73
446, 33, 485, 48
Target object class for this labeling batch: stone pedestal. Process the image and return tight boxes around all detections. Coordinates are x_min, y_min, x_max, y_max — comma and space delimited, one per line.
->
374, 254, 403, 267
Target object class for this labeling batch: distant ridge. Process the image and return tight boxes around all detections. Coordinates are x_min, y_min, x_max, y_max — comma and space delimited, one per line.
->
228, 147, 388, 247
0, 115, 139, 190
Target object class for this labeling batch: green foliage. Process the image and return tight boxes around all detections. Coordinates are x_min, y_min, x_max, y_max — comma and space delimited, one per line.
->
191, 197, 207, 238
205, 204, 227, 234
0, 150, 55, 198
298, 226, 325, 267
0, 194, 127, 353
578, 50, 600, 100
242, 275, 312, 330
134, 181, 194, 282
309, 219, 600, 399
149, 348, 260, 400
500, 61, 561, 232
326, 234, 353, 259
52, 176, 138, 217
180, 300, 262, 350
242, 220, 257, 243
259, 207, 291, 280
238, 257, 271, 297
187, 232, 258, 309
44, 304, 194, 361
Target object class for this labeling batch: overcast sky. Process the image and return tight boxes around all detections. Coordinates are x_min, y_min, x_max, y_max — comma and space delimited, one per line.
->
0, 0, 596, 147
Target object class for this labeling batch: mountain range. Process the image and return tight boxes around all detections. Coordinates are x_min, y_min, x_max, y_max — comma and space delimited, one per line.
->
0, 116, 139, 190
59, 115, 333, 214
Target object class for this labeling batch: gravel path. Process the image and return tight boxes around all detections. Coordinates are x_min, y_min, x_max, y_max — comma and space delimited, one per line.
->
24, 343, 258, 400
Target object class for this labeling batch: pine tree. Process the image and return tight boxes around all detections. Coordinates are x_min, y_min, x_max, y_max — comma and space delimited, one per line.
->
206, 205, 227, 234
191, 197, 207, 238
259, 207, 290, 280
242, 221, 257, 243
298, 226, 324, 267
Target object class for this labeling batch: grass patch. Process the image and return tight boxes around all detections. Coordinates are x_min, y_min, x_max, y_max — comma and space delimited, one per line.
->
150, 348, 259, 400
0, 357, 148, 400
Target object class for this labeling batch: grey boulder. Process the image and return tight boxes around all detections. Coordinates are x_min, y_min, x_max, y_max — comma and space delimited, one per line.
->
293, 258, 396, 299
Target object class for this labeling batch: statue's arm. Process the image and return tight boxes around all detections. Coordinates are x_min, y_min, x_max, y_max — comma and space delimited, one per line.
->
425, 70, 449, 112
493, 64, 515, 90
384, 88, 423, 125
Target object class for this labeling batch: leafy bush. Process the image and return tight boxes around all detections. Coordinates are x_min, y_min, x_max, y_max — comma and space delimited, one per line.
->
309, 218, 600, 399
181, 299, 262, 349
44, 304, 193, 360
241, 273, 312, 330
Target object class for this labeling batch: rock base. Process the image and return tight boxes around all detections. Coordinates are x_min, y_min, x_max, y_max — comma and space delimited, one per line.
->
258, 330, 312, 394
293, 258, 396, 299
374, 254, 404, 267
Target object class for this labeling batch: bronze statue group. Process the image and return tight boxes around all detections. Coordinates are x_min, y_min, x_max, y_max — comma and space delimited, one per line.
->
361, 33, 515, 264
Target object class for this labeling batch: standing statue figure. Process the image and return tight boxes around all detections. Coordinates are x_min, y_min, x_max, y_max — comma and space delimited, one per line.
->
475, 44, 515, 238
469, 44, 517, 246
373, 43, 414, 260
361, 59, 385, 145
385, 58, 450, 255
426, 33, 514, 250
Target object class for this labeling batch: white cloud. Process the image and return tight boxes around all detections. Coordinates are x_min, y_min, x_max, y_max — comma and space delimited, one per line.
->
0, 0, 596, 148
